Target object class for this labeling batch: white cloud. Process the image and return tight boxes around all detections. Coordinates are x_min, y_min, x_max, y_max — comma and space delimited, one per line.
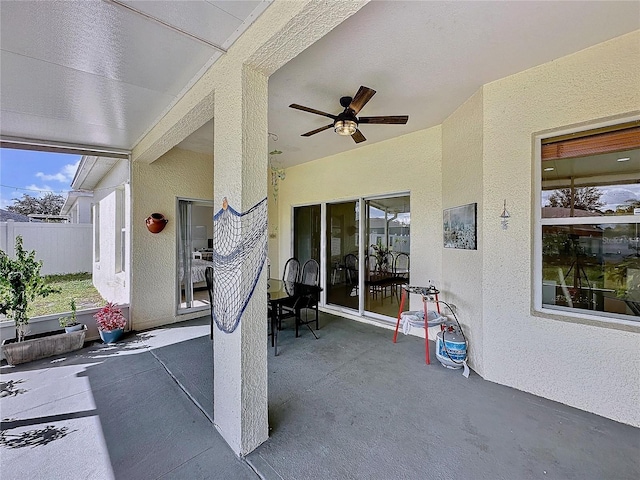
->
35, 160, 79, 184
35, 172, 66, 182
0, 195, 12, 210
24, 184, 66, 196
600, 186, 640, 210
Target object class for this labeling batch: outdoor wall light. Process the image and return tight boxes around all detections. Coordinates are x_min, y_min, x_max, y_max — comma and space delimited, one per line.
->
334, 119, 357, 136
500, 200, 510, 230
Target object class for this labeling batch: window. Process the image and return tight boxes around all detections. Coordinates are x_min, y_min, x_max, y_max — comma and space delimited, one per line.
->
538, 121, 640, 320
93, 203, 100, 262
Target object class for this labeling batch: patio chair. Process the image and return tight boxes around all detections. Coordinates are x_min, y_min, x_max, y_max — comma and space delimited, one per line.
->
344, 253, 358, 295
394, 252, 410, 280
278, 257, 301, 329
393, 252, 410, 298
205, 266, 214, 339
283, 257, 301, 283
294, 259, 320, 337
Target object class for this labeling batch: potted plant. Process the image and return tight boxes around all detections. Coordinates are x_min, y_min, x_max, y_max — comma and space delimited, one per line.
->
1, 236, 86, 365
59, 299, 83, 333
94, 302, 127, 344
370, 239, 392, 273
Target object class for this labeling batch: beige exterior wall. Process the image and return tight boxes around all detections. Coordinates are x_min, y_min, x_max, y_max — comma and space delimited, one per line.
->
274, 126, 443, 313
480, 31, 640, 426
274, 31, 640, 426
131, 147, 213, 331
442, 89, 485, 375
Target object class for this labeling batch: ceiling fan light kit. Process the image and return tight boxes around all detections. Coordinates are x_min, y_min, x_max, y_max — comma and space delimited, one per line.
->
290, 86, 409, 144
334, 119, 357, 136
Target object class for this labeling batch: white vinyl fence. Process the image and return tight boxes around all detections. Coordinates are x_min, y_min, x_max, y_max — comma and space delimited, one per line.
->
1, 220, 93, 275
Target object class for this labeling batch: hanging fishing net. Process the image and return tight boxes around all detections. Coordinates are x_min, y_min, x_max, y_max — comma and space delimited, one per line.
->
212, 197, 267, 333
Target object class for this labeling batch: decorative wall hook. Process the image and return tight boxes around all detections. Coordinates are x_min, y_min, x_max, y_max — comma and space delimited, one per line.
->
500, 200, 510, 230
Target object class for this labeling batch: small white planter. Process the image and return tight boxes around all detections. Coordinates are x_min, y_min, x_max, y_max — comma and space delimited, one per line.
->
64, 323, 84, 333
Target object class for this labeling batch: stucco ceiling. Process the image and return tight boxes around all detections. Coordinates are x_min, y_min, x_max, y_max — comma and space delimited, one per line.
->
0, 1, 638, 166
266, 0, 640, 167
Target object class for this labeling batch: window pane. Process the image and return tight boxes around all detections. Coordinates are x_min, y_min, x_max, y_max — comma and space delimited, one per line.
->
542, 223, 640, 318
326, 201, 359, 310
541, 148, 640, 218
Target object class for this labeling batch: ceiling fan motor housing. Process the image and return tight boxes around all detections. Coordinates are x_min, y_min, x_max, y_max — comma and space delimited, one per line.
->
339, 96, 353, 108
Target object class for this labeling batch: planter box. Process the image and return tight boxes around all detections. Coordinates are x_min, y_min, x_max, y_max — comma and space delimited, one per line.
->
1, 325, 87, 365
1, 305, 130, 361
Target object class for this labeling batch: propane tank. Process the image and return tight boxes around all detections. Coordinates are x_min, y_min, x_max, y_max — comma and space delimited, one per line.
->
435, 323, 467, 369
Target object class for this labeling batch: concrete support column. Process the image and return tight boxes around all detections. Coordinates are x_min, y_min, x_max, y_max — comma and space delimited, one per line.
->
212, 63, 268, 456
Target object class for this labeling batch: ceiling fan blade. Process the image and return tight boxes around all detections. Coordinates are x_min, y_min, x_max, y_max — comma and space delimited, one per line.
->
348, 86, 376, 115
290, 104, 337, 120
352, 130, 366, 143
302, 124, 334, 137
358, 116, 409, 124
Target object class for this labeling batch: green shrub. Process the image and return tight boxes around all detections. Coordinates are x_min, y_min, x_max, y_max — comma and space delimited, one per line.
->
0, 236, 60, 341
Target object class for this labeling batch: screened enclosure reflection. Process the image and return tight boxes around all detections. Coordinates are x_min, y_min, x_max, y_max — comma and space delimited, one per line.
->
542, 223, 639, 317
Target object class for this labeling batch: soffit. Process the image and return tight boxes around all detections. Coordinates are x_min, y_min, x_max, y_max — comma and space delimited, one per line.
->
72, 156, 121, 190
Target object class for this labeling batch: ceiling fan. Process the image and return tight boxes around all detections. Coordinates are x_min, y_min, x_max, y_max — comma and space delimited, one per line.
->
289, 86, 408, 144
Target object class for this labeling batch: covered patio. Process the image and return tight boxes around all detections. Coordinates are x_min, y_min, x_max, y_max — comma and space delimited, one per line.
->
1, 314, 637, 479
1, 0, 638, 466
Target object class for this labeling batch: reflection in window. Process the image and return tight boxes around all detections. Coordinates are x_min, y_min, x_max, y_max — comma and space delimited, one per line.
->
539, 123, 639, 319
542, 224, 640, 316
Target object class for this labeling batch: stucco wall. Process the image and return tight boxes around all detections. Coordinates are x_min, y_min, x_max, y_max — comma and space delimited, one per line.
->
68, 196, 92, 224
131, 147, 213, 330
92, 159, 130, 305
275, 126, 443, 313
480, 31, 640, 425
441, 89, 485, 375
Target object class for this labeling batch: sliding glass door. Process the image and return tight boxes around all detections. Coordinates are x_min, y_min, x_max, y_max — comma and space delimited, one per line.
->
364, 195, 410, 318
293, 205, 321, 268
325, 201, 360, 310
177, 198, 214, 313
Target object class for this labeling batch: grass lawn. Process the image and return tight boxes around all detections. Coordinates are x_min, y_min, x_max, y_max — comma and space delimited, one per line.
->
28, 273, 106, 318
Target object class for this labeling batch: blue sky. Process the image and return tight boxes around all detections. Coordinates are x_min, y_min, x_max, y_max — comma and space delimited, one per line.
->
0, 148, 81, 209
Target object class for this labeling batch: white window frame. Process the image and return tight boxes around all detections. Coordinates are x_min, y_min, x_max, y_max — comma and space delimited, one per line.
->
533, 115, 640, 327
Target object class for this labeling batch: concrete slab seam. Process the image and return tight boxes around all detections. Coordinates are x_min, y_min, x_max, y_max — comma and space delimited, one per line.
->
147, 348, 214, 424
245, 454, 284, 480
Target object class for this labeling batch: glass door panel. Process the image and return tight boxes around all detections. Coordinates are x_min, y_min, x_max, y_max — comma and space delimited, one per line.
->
326, 201, 359, 309
364, 196, 410, 318
294, 205, 321, 268
177, 199, 213, 313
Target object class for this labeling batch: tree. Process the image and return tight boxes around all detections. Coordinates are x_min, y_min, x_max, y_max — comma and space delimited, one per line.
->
7, 193, 64, 217
615, 199, 640, 215
547, 187, 604, 213
0, 236, 60, 342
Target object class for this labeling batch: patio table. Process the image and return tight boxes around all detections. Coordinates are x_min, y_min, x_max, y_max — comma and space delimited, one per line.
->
267, 279, 322, 356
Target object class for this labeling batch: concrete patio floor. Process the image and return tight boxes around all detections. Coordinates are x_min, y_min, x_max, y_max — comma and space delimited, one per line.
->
1, 313, 638, 480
